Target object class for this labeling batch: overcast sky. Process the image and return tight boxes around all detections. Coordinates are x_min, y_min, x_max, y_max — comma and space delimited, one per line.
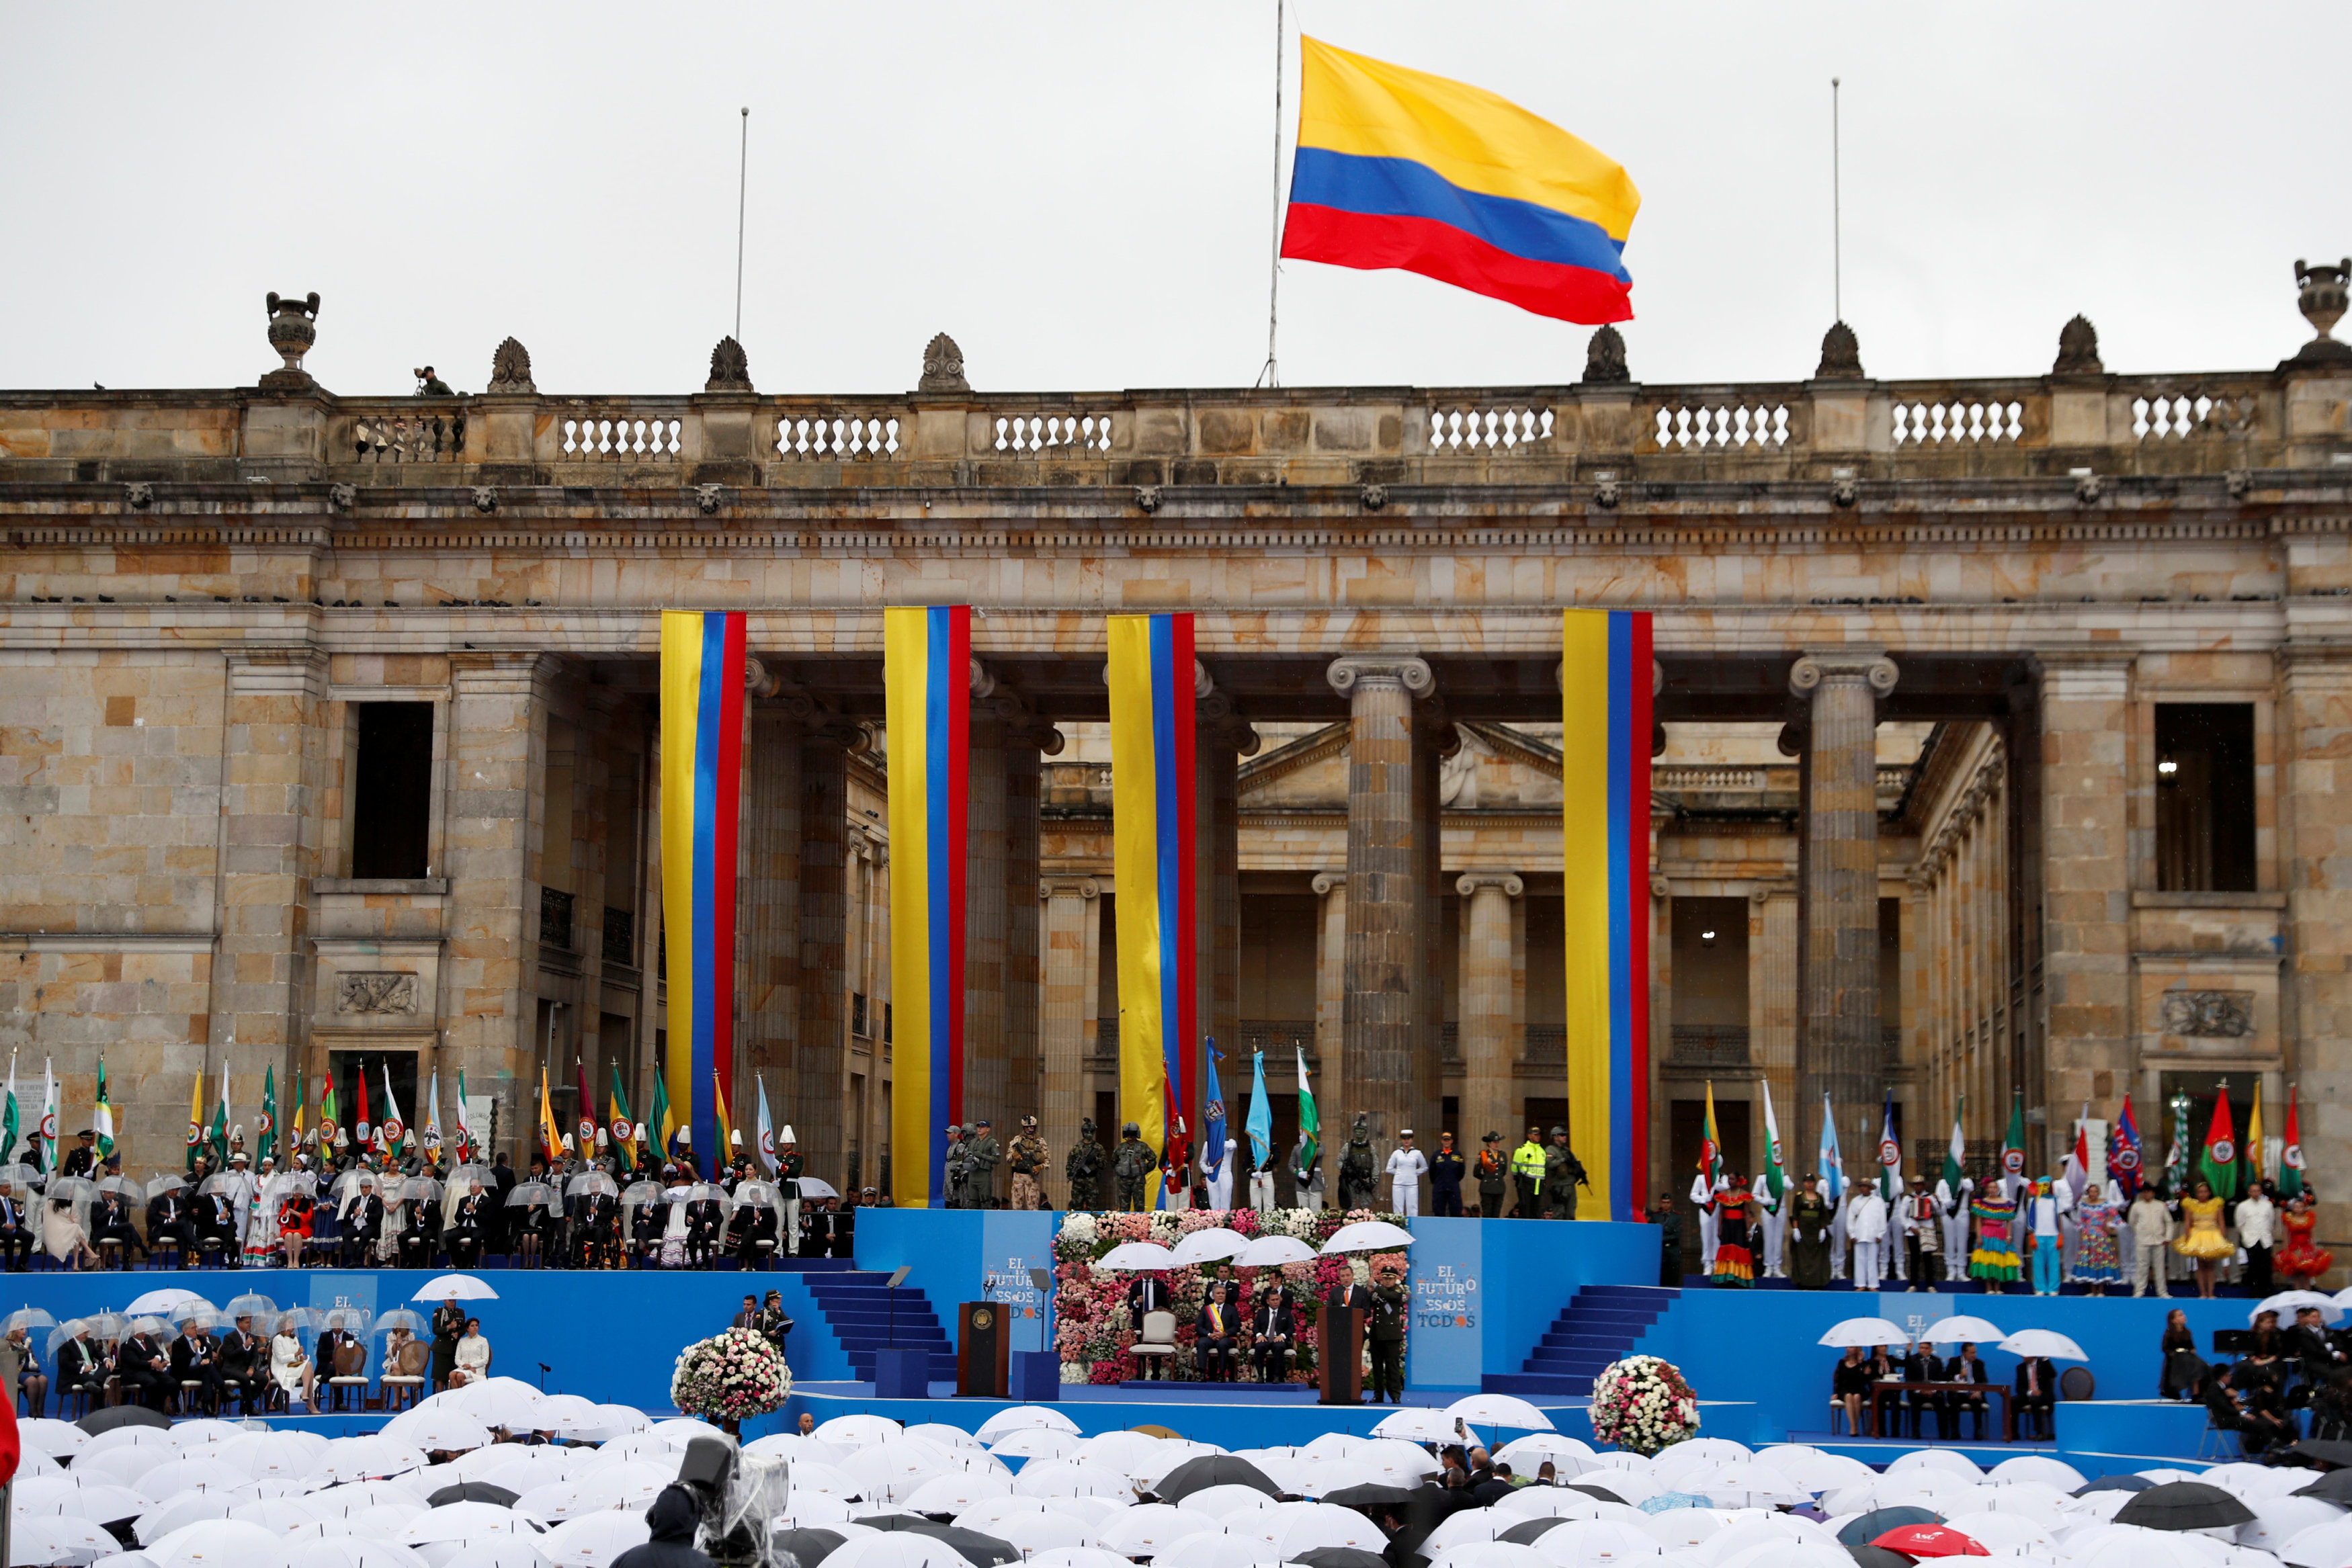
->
4, 4, 2343, 398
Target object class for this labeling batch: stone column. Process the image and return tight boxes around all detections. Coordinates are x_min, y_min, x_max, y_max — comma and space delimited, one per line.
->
1456, 873, 1523, 1146
208, 647, 329, 1102
1312, 871, 1347, 1113
2278, 650, 2352, 1254
2038, 652, 2132, 1163
741, 705, 802, 1147
796, 724, 855, 1186
964, 707, 1009, 1125
1752, 883, 1799, 1123
1327, 655, 1433, 1150
1415, 712, 1450, 1153
443, 651, 556, 1150
1792, 650, 1898, 1170
1039, 877, 1101, 1194
1004, 716, 1058, 1132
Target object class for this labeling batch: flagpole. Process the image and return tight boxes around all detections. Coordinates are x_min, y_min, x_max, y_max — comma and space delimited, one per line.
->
1830, 77, 1843, 324
1255, 0, 1286, 388
734, 107, 750, 342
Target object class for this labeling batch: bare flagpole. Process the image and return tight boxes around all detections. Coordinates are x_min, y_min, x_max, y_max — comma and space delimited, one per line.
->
1831, 77, 1842, 324
1256, 0, 1286, 388
735, 107, 751, 341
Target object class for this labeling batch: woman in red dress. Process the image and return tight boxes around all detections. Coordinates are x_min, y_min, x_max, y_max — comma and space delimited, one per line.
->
2277, 1192, 2335, 1286
1709, 1174, 1757, 1288
278, 1189, 316, 1268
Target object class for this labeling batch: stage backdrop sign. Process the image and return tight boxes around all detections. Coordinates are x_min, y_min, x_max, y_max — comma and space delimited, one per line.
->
1406, 1216, 1483, 1390
982, 1209, 1055, 1342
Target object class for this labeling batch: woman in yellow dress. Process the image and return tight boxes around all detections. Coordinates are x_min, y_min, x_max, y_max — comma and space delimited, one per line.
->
2172, 1179, 2234, 1297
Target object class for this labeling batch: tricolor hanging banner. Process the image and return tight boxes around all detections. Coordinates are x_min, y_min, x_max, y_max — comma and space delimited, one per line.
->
1560, 609, 1652, 1221
1107, 612, 1200, 1207
660, 609, 748, 1166
884, 604, 971, 1208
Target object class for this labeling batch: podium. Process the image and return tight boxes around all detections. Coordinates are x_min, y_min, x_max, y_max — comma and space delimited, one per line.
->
958, 1302, 1010, 1398
1319, 1294, 1363, 1405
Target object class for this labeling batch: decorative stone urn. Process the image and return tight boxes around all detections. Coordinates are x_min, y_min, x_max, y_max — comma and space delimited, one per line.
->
2289, 259, 2352, 367
261, 291, 320, 389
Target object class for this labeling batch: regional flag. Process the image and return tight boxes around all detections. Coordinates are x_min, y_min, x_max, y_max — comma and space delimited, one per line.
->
2110, 1093, 2144, 1201
1282, 38, 1640, 324
1941, 1097, 1968, 1198
2200, 1086, 2239, 1200
2281, 1092, 2305, 1199
93, 1059, 115, 1160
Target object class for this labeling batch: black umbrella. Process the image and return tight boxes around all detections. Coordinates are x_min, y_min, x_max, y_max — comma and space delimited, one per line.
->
2074, 1477, 2157, 1495
1837, 1509, 1943, 1547
1568, 1484, 1626, 1506
1323, 1483, 1419, 1510
1499, 1520, 1570, 1546
2113, 1483, 2255, 1532
899, 1524, 1020, 1567
2294, 1440, 2352, 1471
1292, 1551, 1390, 1568
77, 1404, 169, 1436
1156, 1453, 1282, 1501
2294, 1470, 2352, 1505
772, 1528, 849, 1568
1845, 1548, 1917, 1568
429, 1482, 520, 1508
857, 1518, 938, 1533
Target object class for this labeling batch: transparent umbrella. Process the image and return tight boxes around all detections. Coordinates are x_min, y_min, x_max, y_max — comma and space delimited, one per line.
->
221, 1293, 278, 1323
375, 1308, 429, 1338
620, 1181, 663, 1214
563, 1171, 618, 1199
96, 1174, 149, 1209
0, 1162, 41, 1191
506, 1182, 558, 1209
7, 1305, 59, 1333
732, 1180, 786, 1219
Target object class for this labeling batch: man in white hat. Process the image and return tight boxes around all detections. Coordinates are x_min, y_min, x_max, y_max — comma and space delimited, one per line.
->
1385, 1129, 1427, 1219
775, 1126, 802, 1252
221, 1141, 259, 1255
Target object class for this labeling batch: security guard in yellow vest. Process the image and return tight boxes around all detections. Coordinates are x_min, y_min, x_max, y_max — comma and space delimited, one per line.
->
1511, 1127, 1546, 1218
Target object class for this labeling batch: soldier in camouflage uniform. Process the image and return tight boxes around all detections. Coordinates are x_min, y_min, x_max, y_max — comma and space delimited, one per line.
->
943, 1125, 974, 1209
1066, 1118, 1105, 1210
1007, 1116, 1050, 1210
1113, 1122, 1153, 1213
1337, 1115, 1378, 1211
965, 1119, 1002, 1209
1544, 1125, 1590, 1220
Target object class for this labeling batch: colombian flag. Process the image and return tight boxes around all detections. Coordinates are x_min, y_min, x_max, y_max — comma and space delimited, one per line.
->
660, 611, 748, 1164
1282, 38, 1640, 324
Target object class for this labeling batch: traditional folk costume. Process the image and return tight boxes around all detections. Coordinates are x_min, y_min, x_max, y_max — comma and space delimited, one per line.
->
2071, 1195, 2124, 1285
1968, 1188, 2022, 1284
2174, 1194, 2236, 1263
1708, 1186, 1757, 1287
2279, 1201, 2335, 1284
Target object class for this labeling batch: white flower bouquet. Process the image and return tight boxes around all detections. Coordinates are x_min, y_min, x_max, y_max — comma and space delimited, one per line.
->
1586, 1353, 1699, 1456
671, 1325, 793, 1424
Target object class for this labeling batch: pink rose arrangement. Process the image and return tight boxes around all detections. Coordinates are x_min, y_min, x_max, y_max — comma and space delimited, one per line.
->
1587, 1354, 1699, 1456
670, 1325, 792, 1424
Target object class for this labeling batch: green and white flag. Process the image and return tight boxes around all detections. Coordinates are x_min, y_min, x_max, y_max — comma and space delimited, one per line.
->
2165, 1094, 2192, 1196
259, 1066, 278, 1162
454, 1069, 472, 1162
1758, 1078, 1787, 1205
210, 1070, 230, 1164
93, 1059, 115, 1160
1941, 1096, 1968, 1197
1293, 1046, 1319, 1178
2, 1053, 19, 1169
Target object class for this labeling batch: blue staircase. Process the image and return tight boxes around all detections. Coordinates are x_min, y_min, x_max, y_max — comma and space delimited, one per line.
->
1483, 1283, 1677, 1397
804, 1270, 959, 1384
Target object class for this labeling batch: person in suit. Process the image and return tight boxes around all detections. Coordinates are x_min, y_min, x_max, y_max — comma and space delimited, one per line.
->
169, 1320, 222, 1413
729, 1293, 760, 1331
117, 1325, 169, 1409
147, 1183, 197, 1266
0, 1186, 36, 1270
1249, 1282, 1296, 1384
91, 1188, 145, 1266
342, 1178, 384, 1268
1947, 1343, 1991, 1440
1366, 1259, 1409, 1405
2294, 1306, 2347, 1389
315, 1313, 364, 1397
685, 1188, 725, 1267
55, 1325, 104, 1409
2209, 1358, 2297, 1454
2013, 1354, 2058, 1440
1901, 1341, 1942, 1440
429, 1296, 466, 1392
216, 1313, 264, 1415
198, 1186, 241, 1266
1196, 1282, 1240, 1382
444, 1182, 487, 1268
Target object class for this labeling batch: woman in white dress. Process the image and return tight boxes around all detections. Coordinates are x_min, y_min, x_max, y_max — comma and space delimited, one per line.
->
40, 1194, 99, 1270
449, 1318, 490, 1387
243, 1160, 282, 1267
270, 1314, 315, 1409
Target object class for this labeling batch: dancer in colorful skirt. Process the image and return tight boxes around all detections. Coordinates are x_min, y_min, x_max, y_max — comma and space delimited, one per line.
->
2070, 1181, 2124, 1293
1708, 1175, 1758, 1288
2174, 1179, 2236, 1298
1969, 1183, 2022, 1286
2278, 1192, 2335, 1286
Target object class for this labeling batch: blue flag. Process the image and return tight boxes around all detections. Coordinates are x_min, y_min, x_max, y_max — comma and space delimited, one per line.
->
1818, 1092, 1845, 1203
1202, 1040, 1228, 1181
1246, 1051, 1273, 1168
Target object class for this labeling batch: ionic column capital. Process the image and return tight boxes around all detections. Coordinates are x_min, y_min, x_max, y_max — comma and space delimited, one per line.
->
1311, 870, 1347, 897
969, 656, 997, 699
1327, 655, 1433, 698
1455, 871, 1525, 899
1790, 650, 1898, 699
1039, 877, 1100, 902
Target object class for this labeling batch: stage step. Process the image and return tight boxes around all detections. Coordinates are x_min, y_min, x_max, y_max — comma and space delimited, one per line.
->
806, 1271, 957, 1381
1484, 1282, 1677, 1399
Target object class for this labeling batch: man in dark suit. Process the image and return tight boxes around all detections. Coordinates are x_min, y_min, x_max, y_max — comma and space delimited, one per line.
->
730, 1192, 777, 1269
2294, 1307, 2347, 1387
148, 1183, 197, 1266
198, 1186, 240, 1265
1947, 1343, 1991, 1440
117, 1325, 169, 1409
2013, 1354, 2058, 1441
1195, 1282, 1240, 1382
216, 1313, 263, 1415
1249, 1283, 1296, 1384
795, 1200, 832, 1261
831, 1195, 859, 1259
91, 1188, 145, 1266
685, 1188, 724, 1267
446, 1184, 487, 1268
398, 1192, 439, 1268
170, 1320, 221, 1413
0, 1187, 35, 1270
56, 1325, 105, 1405
1901, 1342, 1943, 1440
729, 1293, 760, 1331
315, 1314, 364, 1391
343, 1178, 384, 1267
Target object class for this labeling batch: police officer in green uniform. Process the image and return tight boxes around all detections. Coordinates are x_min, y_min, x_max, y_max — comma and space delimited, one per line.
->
1543, 1127, 1589, 1219
965, 1119, 1002, 1209
1366, 1258, 1409, 1404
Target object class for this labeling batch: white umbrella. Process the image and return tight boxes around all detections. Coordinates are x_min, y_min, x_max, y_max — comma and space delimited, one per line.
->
536, 1515, 648, 1568
20, 1419, 89, 1457
145, 1521, 298, 1568
1176, 1486, 1282, 1522
1098, 1504, 1220, 1557
1167, 1229, 1253, 1267
1320, 1221, 1415, 1254
167, 1422, 242, 1452
1753, 1447, 1874, 1493
1988, 1457, 2086, 1489
1428, 1546, 1556, 1568
814, 1415, 905, 1449
1915, 1315, 2006, 1346
446, 1380, 549, 1432
1490, 1494, 1603, 1526
1964, 1482, 2073, 1520
1702, 1520, 1837, 1563
85, 1430, 178, 1461
287, 1542, 430, 1568
1070, 1432, 1176, 1481
134, 1497, 243, 1547
1022, 1552, 1139, 1568
2280, 1520, 2352, 1568
292, 1483, 426, 1519
989, 1430, 1083, 1463
952, 1499, 1052, 1531
122, 1289, 210, 1317
1232, 1236, 1316, 1268
1052, 1499, 1132, 1532
1498, 1435, 1598, 1466
1255, 1504, 1388, 1557
1095, 1242, 1180, 1271
401, 1505, 544, 1546
1679, 1464, 1809, 1510
13, 1516, 122, 1567
386, 1410, 495, 1454
1943, 1513, 2059, 1557
2255, 1291, 2342, 1325
311, 1438, 429, 1485
1630, 1513, 1725, 1553
1816, 1318, 1913, 1350
821, 1538, 971, 1568
1373, 1407, 1484, 1445
903, 1474, 1016, 1515
646, 1418, 728, 1450
974, 1406, 1080, 1442
2237, 1499, 2349, 1553
220, 1434, 330, 1481
1427, 1512, 1540, 1553
1534, 1519, 1670, 1565
901, 1424, 986, 1454
408, 1276, 498, 1303
1997, 1330, 2089, 1362
1888, 1450, 1984, 1479
1649, 1441, 1753, 1479
1444, 1393, 1556, 1432
992, 1516, 1100, 1557
75, 1451, 174, 1492
1708, 1544, 1853, 1568
136, 1458, 249, 1503
2199, 1463, 2307, 1501
1349, 1440, 1445, 1485
2073, 1528, 2222, 1568
433, 1544, 551, 1568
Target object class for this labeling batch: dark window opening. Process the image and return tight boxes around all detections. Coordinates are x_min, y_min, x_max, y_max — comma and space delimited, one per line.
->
350, 703, 433, 879
602, 908, 634, 967
851, 992, 870, 1038
540, 886, 575, 952
2156, 703, 2257, 893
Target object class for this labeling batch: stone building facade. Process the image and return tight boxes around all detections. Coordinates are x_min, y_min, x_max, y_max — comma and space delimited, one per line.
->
4, 270, 2351, 1256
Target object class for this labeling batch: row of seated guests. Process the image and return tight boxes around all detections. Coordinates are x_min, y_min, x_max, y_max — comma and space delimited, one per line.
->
1830, 1343, 2062, 1441
2167, 1304, 2352, 1454
1128, 1276, 1300, 1383
55, 1313, 276, 1415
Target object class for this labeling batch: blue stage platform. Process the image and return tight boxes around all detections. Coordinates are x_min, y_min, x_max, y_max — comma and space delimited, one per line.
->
0, 1212, 2247, 1463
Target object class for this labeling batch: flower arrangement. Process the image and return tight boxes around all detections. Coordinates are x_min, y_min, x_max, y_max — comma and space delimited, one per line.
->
1051, 1207, 1407, 1385
1587, 1353, 1699, 1456
671, 1325, 792, 1426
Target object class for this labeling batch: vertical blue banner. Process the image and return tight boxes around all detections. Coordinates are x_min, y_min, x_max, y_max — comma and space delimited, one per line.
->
1406, 1217, 1485, 1390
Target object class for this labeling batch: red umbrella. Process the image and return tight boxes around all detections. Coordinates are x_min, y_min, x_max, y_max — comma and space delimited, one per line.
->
1870, 1526, 1989, 1559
